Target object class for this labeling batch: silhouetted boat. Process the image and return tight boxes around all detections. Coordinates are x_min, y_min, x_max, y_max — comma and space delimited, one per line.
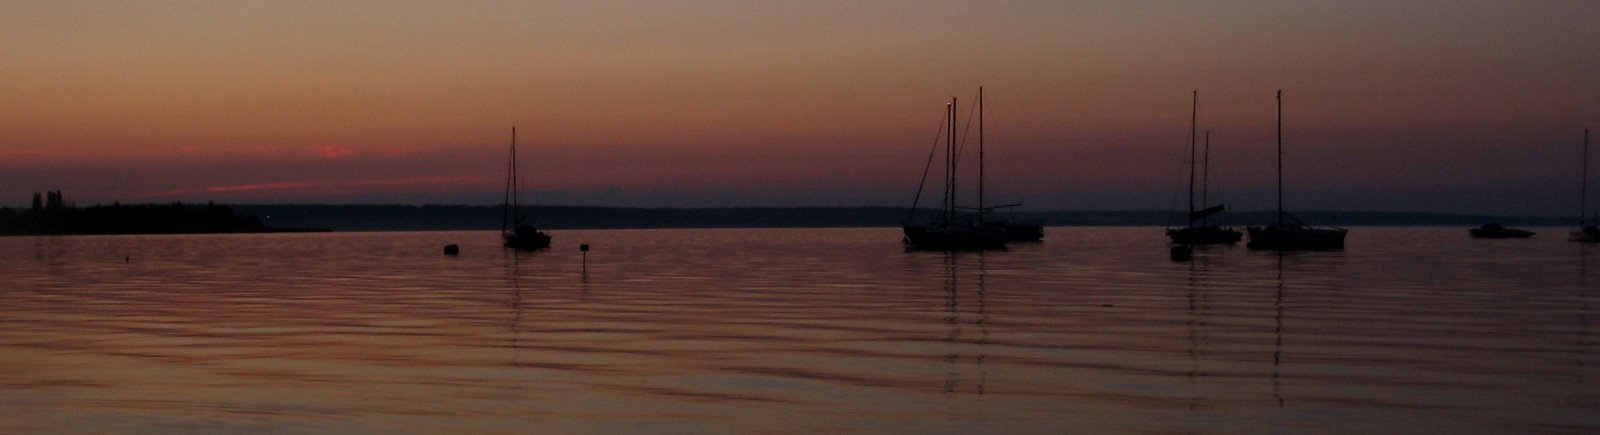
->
987, 215, 1045, 242
903, 89, 1008, 250
972, 88, 1044, 242
1470, 223, 1534, 238
502, 127, 550, 250
1246, 90, 1347, 251
1571, 128, 1600, 243
1167, 91, 1242, 245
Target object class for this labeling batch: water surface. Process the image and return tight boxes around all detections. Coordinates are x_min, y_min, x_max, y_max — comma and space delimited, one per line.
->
2, 228, 1597, 432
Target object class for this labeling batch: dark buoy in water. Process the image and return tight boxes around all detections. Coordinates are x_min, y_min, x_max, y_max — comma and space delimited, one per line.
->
443, 244, 460, 255
580, 244, 592, 283
1170, 245, 1192, 261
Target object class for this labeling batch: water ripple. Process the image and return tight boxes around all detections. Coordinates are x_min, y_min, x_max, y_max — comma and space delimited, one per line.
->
1, 228, 1598, 431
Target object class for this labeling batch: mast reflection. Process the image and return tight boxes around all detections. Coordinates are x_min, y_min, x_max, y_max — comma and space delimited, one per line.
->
1273, 251, 1285, 408
940, 251, 989, 397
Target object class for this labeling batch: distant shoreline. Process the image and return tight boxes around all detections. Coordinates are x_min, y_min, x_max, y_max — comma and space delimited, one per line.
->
229, 204, 1574, 232
0, 201, 329, 237
2, 202, 1573, 236
0, 228, 332, 237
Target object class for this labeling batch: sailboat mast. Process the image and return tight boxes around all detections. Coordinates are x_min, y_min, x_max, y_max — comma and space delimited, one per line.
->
1275, 90, 1284, 228
1188, 91, 1197, 223
503, 127, 516, 232
979, 86, 986, 223
1203, 130, 1211, 226
940, 96, 953, 222
943, 101, 954, 224
514, 127, 523, 226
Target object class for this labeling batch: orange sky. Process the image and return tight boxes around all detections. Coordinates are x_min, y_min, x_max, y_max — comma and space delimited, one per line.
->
3, 1, 1598, 213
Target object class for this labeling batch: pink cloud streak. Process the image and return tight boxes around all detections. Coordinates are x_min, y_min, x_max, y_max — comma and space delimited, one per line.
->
146, 175, 495, 199
312, 145, 358, 159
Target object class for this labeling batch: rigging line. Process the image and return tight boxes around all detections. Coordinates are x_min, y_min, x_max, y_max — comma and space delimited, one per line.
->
1205, 131, 1234, 223
906, 107, 952, 224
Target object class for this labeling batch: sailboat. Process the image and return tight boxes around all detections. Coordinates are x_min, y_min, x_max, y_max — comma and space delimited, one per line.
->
1168, 91, 1242, 245
1571, 128, 1600, 243
1246, 90, 1347, 250
973, 87, 1044, 242
502, 127, 551, 250
903, 90, 1009, 250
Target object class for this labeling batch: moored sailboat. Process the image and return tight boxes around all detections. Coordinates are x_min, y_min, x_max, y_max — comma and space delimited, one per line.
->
903, 91, 1009, 250
1246, 90, 1347, 250
502, 127, 551, 250
1571, 128, 1600, 243
1168, 91, 1242, 245
972, 87, 1044, 242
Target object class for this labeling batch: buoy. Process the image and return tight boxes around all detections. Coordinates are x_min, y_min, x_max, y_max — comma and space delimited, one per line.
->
1170, 245, 1192, 261
580, 244, 590, 271
443, 244, 459, 255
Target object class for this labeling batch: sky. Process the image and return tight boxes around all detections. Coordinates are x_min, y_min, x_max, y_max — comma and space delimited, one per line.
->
3, 0, 1598, 215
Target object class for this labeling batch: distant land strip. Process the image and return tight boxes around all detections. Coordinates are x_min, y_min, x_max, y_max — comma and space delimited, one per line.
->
0, 202, 327, 236
230, 204, 1576, 232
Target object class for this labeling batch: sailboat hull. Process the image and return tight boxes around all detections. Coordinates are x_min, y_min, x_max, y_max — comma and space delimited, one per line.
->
903, 225, 1008, 250
504, 230, 551, 250
1246, 226, 1346, 250
1003, 223, 1044, 242
1167, 226, 1243, 245
983, 219, 1044, 241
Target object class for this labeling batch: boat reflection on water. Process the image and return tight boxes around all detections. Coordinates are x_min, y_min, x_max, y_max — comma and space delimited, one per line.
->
1183, 254, 1206, 411
939, 251, 989, 396
1180, 250, 1288, 409
1581, 245, 1595, 368
1272, 252, 1286, 408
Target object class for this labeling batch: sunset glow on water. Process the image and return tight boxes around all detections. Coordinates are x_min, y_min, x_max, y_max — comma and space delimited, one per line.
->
3, 228, 1597, 432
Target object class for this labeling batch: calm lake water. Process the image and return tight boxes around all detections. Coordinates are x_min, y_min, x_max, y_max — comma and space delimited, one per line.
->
2, 227, 1598, 433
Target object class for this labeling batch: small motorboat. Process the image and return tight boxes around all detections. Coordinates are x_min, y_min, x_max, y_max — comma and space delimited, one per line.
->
1469, 223, 1534, 239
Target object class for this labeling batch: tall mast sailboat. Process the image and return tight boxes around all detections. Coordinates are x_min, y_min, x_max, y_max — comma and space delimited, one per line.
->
972, 87, 1044, 242
1168, 91, 1242, 245
1245, 90, 1347, 250
1571, 128, 1600, 242
502, 127, 551, 250
903, 91, 1009, 250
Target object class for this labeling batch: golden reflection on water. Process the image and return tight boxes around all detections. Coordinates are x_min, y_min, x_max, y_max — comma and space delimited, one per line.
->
1, 228, 1599, 432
